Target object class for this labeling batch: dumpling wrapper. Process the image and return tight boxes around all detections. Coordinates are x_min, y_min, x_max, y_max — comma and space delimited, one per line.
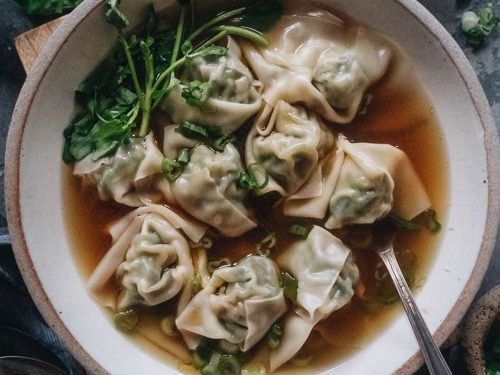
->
284, 136, 431, 228
246, 100, 334, 196
271, 226, 359, 371
73, 132, 164, 207
87, 204, 206, 313
160, 37, 262, 134
176, 255, 287, 351
161, 143, 257, 237
240, 10, 391, 126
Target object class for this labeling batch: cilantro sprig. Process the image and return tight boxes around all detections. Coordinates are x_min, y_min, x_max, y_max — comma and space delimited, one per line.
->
62, 0, 282, 163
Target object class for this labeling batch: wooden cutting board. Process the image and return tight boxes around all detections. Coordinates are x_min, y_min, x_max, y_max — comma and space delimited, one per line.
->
15, 17, 64, 72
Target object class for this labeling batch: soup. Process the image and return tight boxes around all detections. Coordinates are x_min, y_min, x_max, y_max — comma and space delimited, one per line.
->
62, 1, 448, 374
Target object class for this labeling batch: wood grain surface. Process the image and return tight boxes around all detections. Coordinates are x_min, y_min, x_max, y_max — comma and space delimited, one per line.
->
15, 17, 64, 73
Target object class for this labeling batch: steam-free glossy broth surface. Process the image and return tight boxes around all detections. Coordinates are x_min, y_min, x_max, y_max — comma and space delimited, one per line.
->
63, 11, 448, 375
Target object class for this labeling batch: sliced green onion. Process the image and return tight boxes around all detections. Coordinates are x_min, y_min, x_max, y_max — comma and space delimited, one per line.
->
266, 323, 282, 350
217, 355, 241, 375
212, 134, 236, 152
113, 309, 139, 332
388, 214, 421, 232
192, 352, 207, 369
201, 363, 219, 375
191, 273, 203, 295
177, 121, 210, 141
237, 163, 269, 191
256, 232, 276, 256
208, 258, 231, 274
290, 351, 313, 367
162, 158, 183, 182
424, 209, 442, 233
241, 363, 266, 375
177, 147, 191, 166
160, 316, 177, 336
280, 272, 298, 302
288, 224, 310, 239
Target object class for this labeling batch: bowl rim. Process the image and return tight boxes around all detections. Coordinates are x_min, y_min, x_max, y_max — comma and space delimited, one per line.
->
5, 0, 500, 374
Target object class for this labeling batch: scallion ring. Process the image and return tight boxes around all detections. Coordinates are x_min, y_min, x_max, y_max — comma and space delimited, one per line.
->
217, 355, 241, 375
161, 158, 183, 182
288, 224, 310, 239
177, 147, 191, 166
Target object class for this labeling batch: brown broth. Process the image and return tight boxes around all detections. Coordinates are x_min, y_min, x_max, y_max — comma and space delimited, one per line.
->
63, 14, 448, 375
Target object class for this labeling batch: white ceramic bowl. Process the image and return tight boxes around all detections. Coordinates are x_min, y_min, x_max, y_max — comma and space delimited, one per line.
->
5, 0, 500, 374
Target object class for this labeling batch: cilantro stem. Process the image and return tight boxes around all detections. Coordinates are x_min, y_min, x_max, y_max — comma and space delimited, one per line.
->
211, 25, 268, 46
185, 7, 245, 44
118, 31, 144, 108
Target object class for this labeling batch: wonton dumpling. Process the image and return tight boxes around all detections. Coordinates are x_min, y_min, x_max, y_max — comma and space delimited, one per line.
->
284, 136, 431, 228
161, 37, 262, 134
176, 255, 287, 351
271, 226, 359, 370
87, 204, 206, 312
73, 133, 163, 207
240, 10, 391, 126
246, 100, 335, 196
164, 143, 257, 237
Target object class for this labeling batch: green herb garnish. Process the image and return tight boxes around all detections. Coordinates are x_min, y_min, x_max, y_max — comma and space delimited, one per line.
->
388, 214, 421, 232
182, 80, 212, 107
113, 309, 139, 332
237, 163, 269, 191
62, 0, 282, 163
161, 158, 183, 182
424, 208, 442, 233
288, 224, 311, 239
266, 323, 283, 349
280, 272, 298, 302
256, 231, 276, 257
461, 3, 500, 46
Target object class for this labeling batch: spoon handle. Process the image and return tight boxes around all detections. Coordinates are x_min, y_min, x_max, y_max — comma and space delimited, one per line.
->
378, 246, 452, 375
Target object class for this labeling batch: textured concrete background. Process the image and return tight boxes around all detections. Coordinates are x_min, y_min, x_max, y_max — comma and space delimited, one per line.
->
0, 0, 498, 373
418, 0, 500, 299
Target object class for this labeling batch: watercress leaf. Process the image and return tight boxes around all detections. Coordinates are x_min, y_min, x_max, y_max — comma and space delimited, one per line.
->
240, 0, 282, 32
181, 80, 212, 107
115, 86, 137, 106
195, 45, 228, 58
151, 78, 180, 100
105, 0, 129, 29
73, 114, 95, 135
181, 40, 193, 55
92, 140, 120, 161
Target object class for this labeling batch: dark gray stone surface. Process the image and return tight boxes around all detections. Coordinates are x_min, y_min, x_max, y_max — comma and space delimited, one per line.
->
0, 0, 498, 373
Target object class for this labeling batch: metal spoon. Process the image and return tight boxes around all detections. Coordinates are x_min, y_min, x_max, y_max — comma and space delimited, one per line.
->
375, 236, 452, 375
